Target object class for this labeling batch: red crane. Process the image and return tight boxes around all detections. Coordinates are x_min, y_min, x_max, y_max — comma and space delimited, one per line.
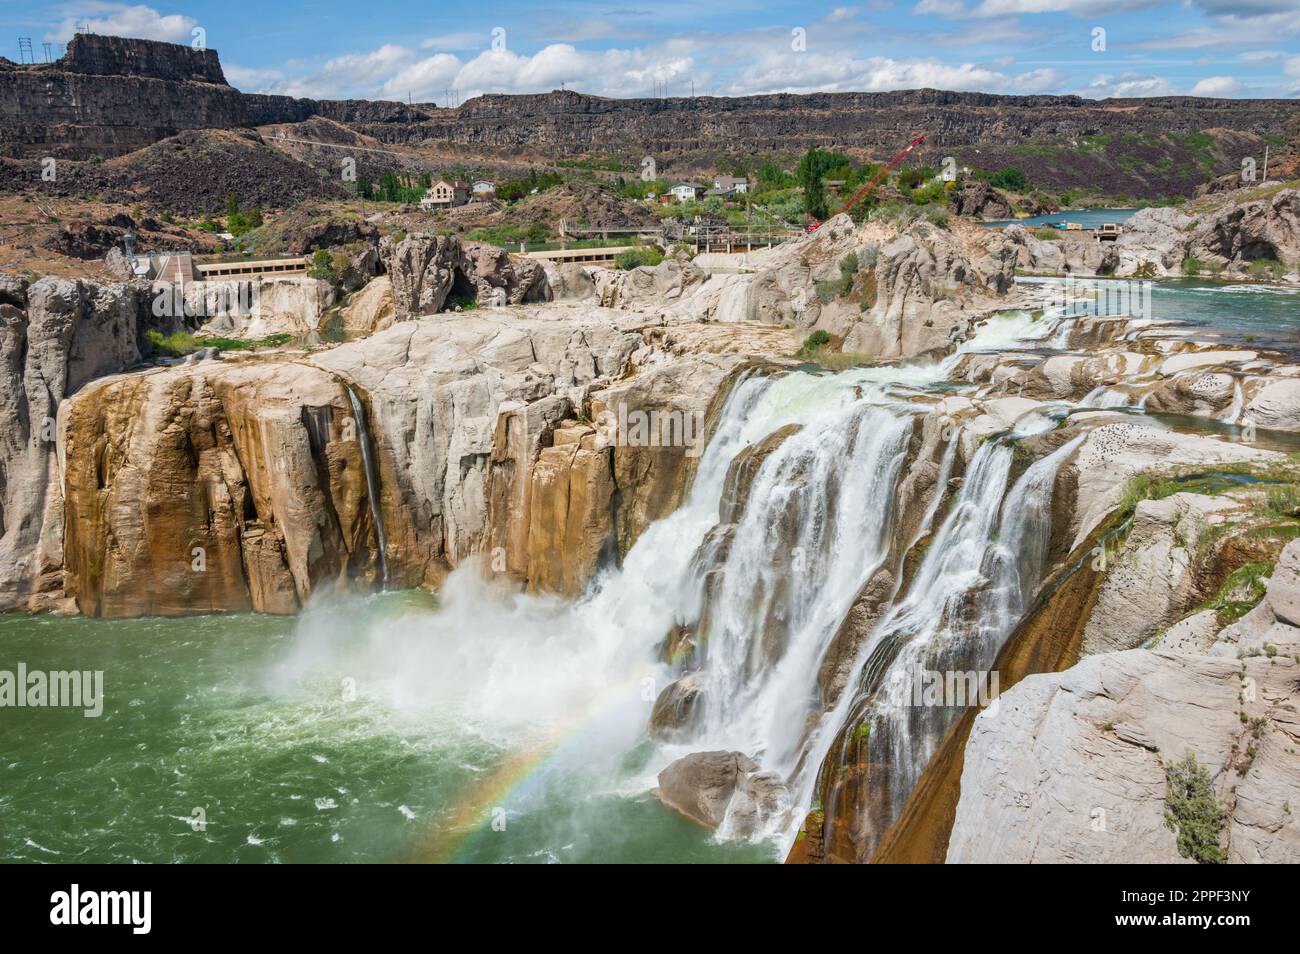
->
807, 133, 927, 231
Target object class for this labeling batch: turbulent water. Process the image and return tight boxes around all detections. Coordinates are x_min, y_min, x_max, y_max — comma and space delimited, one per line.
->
3, 279, 1297, 863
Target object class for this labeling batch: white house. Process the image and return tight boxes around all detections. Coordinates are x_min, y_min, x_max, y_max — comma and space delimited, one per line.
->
712, 175, 749, 195
670, 182, 705, 202
420, 179, 470, 209
471, 180, 495, 196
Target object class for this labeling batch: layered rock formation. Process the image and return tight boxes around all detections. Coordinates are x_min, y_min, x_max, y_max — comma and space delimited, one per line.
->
26, 298, 793, 615
947, 539, 1300, 863
0, 276, 154, 612
1010, 188, 1300, 280
5, 34, 1295, 201
592, 215, 1021, 361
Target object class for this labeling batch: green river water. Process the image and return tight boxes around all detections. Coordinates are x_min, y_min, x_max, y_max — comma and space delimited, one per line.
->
0, 593, 769, 863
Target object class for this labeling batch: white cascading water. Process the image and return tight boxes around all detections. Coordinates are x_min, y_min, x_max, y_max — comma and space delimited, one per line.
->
347, 386, 391, 589
279, 308, 1089, 855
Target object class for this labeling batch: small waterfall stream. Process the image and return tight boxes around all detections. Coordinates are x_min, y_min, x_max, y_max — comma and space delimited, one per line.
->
347, 386, 390, 589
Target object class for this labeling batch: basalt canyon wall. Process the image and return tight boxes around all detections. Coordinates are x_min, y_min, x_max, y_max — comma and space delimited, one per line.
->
4, 33, 1297, 180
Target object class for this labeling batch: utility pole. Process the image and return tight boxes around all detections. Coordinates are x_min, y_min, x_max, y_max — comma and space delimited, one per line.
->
1263, 144, 1270, 182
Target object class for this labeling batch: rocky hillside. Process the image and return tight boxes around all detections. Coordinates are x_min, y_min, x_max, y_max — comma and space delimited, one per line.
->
4, 34, 1297, 199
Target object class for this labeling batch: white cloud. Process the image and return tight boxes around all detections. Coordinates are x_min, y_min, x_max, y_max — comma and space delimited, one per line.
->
970, 0, 1160, 15
1189, 75, 1242, 96
222, 63, 286, 89
1014, 67, 1068, 92
1238, 50, 1285, 61
1078, 72, 1177, 98
46, 4, 199, 44
913, 0, 970, 15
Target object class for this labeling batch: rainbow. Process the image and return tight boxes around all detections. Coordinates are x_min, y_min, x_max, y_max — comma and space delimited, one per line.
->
410, 668, 662, 864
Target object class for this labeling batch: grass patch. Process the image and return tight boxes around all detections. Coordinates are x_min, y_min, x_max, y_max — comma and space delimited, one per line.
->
1204, 561, 1272, 622
146, 330, 293, 357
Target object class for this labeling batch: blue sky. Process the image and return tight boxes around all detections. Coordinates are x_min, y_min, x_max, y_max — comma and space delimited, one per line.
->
5, 1, 1300, 102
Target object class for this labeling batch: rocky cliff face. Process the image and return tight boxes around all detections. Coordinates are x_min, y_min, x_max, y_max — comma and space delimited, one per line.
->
27, 296, 787, 616
362, 88, 1293, 165
947, 539, 1300, 864
0, 276, 154, 612
4, 34, 1296, 198
1010, 188, 1300, 280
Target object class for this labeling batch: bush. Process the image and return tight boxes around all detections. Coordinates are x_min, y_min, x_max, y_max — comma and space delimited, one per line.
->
1181, 255, 1203, 277
986, 167, 1029, 192
1035, 227, 1063, 241
797, 329, 831, 358
814, 280, 840, 303
1164, 753, 1227, 864
614, 246, 664, 270
146, 330, 198, 356
837, 252, 859, 295
1248, 259, 1285, 280
922, 205, 949, 226
308, 249, 334, 281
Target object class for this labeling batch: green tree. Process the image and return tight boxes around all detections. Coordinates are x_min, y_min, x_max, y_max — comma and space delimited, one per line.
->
797, 147, 836, 220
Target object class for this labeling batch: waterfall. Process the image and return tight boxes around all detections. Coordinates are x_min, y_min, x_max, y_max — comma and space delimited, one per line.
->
347, 386, 390, 589
1220, 377, 1244, 424
291, 309, 1094, 856
692, 401, 914, 770
766, 427, 1080, 855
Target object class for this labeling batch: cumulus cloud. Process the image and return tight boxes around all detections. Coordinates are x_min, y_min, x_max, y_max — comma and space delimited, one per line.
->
1013, 67, 1068, 92
46, 3, 199, 43
1078, 72, 1176, 98
1189, 75, 1243, 96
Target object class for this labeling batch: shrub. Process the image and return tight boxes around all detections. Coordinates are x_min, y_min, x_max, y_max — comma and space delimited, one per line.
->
796, 329, 831, 358
1035, 227, 1062, 241
614, 246, 664, 270
1163, 752, 1227, 864
837, 252, 859, 295
814, 280, 840, 303
986, 167, 1028, 192
308, 249, 334, 280
146, 330, 198, 356
1181, 255, 1203, 277
922, 205, 949, 226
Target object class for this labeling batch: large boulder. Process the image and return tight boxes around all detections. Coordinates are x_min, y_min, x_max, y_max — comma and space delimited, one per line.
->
1189, 188, 1300, 268
947, 648, 1300, 863
379, 234, 552, 319
947, 180, 1013, 220
653, 750, 789, 837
